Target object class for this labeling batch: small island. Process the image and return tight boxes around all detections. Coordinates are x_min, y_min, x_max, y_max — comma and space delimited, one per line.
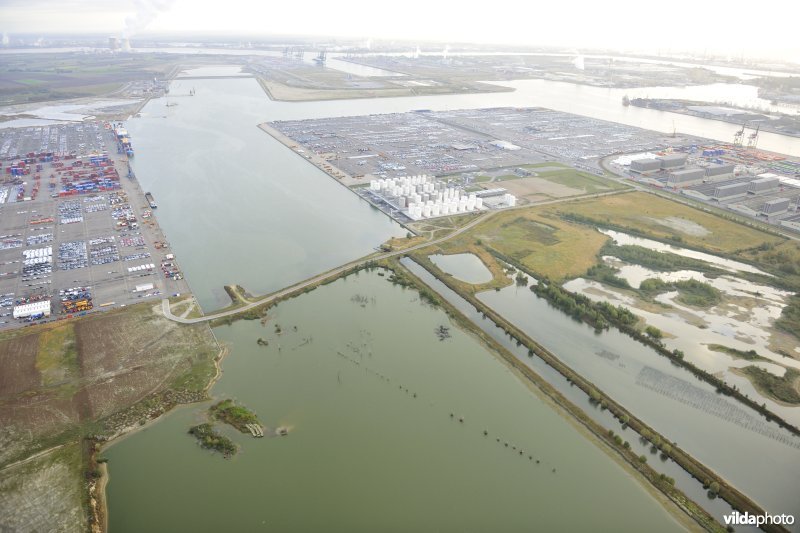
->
210, 399, 263, 435
188, 423, 237, 458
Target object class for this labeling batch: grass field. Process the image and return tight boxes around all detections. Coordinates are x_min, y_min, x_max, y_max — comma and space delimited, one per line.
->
426, 190, 790, 287
526, 166, 626, 194
556, 191, 785, 253
437, 207, 609, 281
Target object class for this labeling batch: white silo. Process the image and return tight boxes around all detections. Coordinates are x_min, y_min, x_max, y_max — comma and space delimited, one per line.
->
422, 204, 431, 217
441, 203, 450, 215
476, 197, 483, 209
432, 203, 441, 217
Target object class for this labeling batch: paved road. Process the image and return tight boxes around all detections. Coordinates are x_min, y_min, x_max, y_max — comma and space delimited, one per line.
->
162, 190, 624, 325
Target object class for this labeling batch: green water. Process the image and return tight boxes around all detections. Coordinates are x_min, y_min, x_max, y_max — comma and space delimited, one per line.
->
429, 253, 494, 284
105, 271, 683, 532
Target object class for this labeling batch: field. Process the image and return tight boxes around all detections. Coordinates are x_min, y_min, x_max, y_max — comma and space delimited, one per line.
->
436, 207, 609, 282
0, 302, 219, 467
0, 301, 220, 529
0, 444, 85, 533
556, 191, 785, 254
420, 190, 794, 290
0, 53, 178, 105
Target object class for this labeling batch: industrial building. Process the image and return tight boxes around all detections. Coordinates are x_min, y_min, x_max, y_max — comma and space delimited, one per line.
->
659, 153, 688, 169
12, 300, 51, 319
749, 176, 780, 194
713, 181, 750, 200
630, 158, 662, 173
761, 198, 791, 216
704, 163, 736, 181
668, 168, 706, 187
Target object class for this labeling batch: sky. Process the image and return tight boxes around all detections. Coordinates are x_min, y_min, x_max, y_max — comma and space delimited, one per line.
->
1, 0, 798, 63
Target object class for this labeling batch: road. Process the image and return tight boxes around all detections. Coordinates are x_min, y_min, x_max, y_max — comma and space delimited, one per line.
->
162, 190, 624, 325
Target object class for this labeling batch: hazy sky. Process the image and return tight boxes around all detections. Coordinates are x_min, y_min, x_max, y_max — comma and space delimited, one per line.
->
2, 0, 798, 62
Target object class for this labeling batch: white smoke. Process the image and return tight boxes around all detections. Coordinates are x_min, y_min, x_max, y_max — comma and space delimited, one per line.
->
443, 44, 449, 60
123, 0, 174, 39
1, 32, 9, 46
573, 55, 585, 70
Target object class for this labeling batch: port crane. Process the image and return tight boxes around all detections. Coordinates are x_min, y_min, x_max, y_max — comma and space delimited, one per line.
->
733, 123, 746, 147
746, 124, 760, 149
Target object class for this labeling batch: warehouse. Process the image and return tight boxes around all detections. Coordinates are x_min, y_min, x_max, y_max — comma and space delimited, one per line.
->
704, 163, 736, 181
761, 198, 791, 216
630, 158, 662, 173
668, 168, 706, 187
749, 176, 780, 194
713, 181, 750, 200
659, 153, 688, 169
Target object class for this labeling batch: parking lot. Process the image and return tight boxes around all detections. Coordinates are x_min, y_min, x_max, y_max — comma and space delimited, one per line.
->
0, 122, 188, 329
270, 107, 680, 182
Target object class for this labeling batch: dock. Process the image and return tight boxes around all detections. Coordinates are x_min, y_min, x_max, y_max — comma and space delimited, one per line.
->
245, 423, 264, 437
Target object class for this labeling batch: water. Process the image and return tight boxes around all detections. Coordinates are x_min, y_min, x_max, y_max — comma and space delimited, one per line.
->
108, 73, 800, 527
125, 74, 800, 312
599, 229, 771, 275
475, 279, 800, 517
126, 79, 405, 310
429, 253, 493, 283
400, 259, 760, 530
105, 271, 683, 532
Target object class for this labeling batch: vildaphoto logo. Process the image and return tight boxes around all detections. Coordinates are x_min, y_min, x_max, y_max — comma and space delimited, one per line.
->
723, 511, 795, 526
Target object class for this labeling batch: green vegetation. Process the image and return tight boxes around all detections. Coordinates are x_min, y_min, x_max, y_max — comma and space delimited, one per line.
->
639, 278, 722, 308
739, 367, 800, 405
645, 326, 663, 340
0, 52, 179, 105
435, 208, 608, 281
558, 191, 785, 253
602, 242, 720, 273
585, 263, 631, 289
210, 399, 260, 432
188, 424, 237, 457
404, 256, 777, 530
525, 166, 626, 193
775, 296, 800, 341
36, 324, 79, 386
707, 344, 768, 362
531, 280, 637, 332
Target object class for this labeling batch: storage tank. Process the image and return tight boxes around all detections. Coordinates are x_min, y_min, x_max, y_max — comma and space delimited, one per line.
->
432, 203, 441, 217
422, 204, 431, 217
476, 197, 483, 209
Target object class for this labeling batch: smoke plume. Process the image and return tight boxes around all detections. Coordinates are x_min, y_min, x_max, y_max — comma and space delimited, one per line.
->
123, 0, 174, 38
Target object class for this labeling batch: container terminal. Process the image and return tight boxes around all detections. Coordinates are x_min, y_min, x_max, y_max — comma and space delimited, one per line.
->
0, 122, 188, 329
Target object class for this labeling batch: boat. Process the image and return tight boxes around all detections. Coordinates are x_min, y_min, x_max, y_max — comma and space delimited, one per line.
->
144, 192, 157, 209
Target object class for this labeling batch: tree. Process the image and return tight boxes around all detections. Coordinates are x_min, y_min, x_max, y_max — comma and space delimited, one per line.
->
708, 481, 720, 495
645, 325, 663, 340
